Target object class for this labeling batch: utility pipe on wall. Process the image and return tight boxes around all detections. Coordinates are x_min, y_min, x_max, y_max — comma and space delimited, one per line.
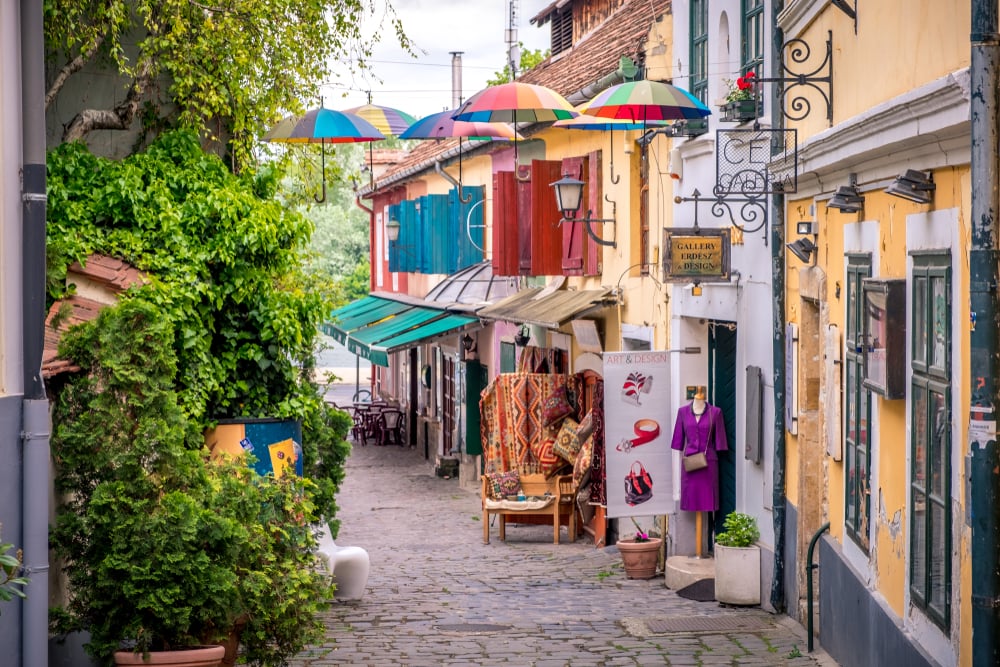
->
970, 1, 1000, 664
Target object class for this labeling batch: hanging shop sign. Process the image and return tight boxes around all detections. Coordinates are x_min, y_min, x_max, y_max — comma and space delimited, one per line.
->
603, 351, 673, 518
662, 228, 732, 282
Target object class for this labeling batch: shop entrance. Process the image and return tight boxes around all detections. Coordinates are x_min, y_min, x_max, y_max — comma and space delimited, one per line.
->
709, 320, 738, 537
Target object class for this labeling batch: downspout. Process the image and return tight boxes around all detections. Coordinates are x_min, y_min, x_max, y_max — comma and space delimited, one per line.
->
970, 1, 1000, 664
20, 0, 51, 665
769, 1, 788, 614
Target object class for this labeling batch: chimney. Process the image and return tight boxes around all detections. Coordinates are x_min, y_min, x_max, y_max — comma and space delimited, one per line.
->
450, 51, 463, 108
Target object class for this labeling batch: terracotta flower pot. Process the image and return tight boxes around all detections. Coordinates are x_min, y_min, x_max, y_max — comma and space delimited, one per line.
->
618, 537, 662, 579
114, 645, 226, 667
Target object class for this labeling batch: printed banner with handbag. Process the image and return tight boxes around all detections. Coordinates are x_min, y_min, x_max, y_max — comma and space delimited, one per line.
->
624, 460, 653, 506
682, 418, 713, 472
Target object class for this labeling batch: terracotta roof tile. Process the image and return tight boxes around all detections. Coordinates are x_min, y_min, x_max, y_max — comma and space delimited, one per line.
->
370, 0, 670, 190
42, 295, 105, 378
69, 253, 147, 291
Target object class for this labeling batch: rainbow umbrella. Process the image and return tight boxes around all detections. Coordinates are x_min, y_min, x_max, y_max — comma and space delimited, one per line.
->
264, 107, 384, 202
579, 79, 711, 122
552, 114, 670, 183
451, 81, 577, 124
344, 103, 417, 137
400, 109, 521, 203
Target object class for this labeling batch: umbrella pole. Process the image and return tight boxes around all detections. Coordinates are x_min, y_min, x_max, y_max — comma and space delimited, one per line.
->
315, 140, 328, 203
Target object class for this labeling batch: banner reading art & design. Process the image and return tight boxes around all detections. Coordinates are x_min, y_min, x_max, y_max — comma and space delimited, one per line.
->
603, 351, 673, 518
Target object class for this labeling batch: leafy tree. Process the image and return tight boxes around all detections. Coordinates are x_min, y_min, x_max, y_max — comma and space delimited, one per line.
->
486, 44, 550, 86
43, 0, 413, 167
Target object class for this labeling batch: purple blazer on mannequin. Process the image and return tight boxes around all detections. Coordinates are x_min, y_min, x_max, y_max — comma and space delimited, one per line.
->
670, 403, 728, 511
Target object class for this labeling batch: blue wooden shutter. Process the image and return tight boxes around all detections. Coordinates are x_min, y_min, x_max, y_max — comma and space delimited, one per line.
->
400, 199, 419, 273
421, 193, 449, 274
450, 186, 485, 271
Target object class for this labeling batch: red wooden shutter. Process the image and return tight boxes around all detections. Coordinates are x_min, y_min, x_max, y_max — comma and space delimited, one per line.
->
530, 160, 565, 275
517, 164, 533, 274
492, 171, 519, 276
586, 150, 602, 275
561, 157, 586, 274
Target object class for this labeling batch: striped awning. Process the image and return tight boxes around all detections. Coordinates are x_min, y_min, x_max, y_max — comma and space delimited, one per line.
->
475, 287, 613, 329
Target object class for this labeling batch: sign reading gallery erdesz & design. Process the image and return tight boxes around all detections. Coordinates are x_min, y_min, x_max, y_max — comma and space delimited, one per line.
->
662, 228, 731, 282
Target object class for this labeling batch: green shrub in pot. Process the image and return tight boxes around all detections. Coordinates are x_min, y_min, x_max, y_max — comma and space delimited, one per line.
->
50, 301, 332, 665
715, 512, 760, 548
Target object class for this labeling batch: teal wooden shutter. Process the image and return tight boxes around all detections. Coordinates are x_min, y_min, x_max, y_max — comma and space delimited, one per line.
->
422, 194, 450, 274
451, 186, 485, 271
400, 200, 419, 273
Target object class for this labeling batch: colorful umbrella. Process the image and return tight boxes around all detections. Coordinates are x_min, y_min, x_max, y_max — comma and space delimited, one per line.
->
399, 109, 519, 141
400, 109, 521, 203
552, 114, 670, 183
343, 103, 417, 137
578, 79, 711, 122
451, 81, 577, 124
263, 107, 385, 202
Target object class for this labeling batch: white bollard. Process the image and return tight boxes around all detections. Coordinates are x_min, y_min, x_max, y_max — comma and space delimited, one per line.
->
315, 524, 370, 601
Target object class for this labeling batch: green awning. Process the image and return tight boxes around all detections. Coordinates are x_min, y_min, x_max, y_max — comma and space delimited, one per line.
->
366, 313, 478, 366
346, 308, 443, 358
323, 296, 413, 343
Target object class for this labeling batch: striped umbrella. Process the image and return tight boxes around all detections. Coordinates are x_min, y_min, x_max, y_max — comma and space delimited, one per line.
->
451, 81, 577, 124
579, 79, 711, 122
263, 107, 385, 202
400, 109, 521, 203
553, 114, 671, 183
343, 103, 417, 137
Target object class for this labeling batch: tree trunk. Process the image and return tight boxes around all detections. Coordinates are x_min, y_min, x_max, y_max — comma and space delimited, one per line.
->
62, 60, 153, 143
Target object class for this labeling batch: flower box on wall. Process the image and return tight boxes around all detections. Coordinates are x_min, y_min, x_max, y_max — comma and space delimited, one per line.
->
720, 99, 758, 123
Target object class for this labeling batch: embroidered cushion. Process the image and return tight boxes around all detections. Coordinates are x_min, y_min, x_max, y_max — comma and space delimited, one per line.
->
572, 433, 595, 489
552, 418, 583, 464
486, 470, 521, 499
535, 437, 566, 478
541, 385, 573, 427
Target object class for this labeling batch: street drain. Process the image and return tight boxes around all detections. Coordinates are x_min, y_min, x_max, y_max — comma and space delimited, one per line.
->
435, 623, 512, 634
639, 614, 775, 634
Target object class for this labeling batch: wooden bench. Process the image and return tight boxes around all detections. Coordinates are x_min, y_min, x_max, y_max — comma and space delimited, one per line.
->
481, 472, 578, 544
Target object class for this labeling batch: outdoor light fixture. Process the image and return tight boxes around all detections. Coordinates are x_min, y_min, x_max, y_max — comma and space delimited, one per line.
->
786, 237, 818, 264
796, 221, 817, 235
513, 324, 531, 347
885, 169, 935, 204
827, 175, 864, 213
385, 218, 401, 242
550, 175, 617, 248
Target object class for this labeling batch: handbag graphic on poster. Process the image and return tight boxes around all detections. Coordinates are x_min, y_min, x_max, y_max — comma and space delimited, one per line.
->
624, 461, 653, 506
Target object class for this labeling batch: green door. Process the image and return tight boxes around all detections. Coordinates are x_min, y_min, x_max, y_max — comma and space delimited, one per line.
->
709, 321, 738, 535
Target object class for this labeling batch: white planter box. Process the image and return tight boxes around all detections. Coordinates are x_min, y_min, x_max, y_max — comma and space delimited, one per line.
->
714, 544, 761, 605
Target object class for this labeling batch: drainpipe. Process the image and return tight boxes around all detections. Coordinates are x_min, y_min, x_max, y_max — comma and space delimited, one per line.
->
769, 1, 788, 614
970, 1, 1000, 664
565, 56, 639, 106
20, 0, 51, 665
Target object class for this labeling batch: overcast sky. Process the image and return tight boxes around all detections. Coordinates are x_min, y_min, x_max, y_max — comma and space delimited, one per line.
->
321, 0, 552, 121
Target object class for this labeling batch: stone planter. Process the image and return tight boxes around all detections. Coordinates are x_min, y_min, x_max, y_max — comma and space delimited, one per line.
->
714, 544, 761, 605
618, 537, 662, 579
114, 645, 225, 667
720, 99, 758, 123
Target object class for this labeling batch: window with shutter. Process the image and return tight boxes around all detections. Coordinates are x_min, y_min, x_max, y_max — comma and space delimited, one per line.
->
492, 171, 519, 276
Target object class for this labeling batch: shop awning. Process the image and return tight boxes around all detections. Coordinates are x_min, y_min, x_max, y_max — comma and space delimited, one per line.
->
322, 294, 479, 367
323, 296, 414, 343
476, 287, 613, 329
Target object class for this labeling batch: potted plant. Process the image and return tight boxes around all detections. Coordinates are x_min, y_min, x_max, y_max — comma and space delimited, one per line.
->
713, 511, 761, 605
720, 71, 758, 122
617, 517, 663, 580
50, 301, 332, 666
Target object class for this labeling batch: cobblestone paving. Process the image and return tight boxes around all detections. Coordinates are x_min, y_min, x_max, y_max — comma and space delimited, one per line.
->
290, 419, 839, 667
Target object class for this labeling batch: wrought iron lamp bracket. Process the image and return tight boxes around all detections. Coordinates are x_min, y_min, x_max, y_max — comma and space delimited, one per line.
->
674, 188, 770, 245
755, 31, 834, 126
560, 210, 617, 248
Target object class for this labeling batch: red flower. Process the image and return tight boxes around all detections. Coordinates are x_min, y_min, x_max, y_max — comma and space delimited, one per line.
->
736, 71, 756, 91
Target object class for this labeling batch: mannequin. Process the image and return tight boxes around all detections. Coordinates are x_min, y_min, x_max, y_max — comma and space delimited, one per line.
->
670, 386, 728, 557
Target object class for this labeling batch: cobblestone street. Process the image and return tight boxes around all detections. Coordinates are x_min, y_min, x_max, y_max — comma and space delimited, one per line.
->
290, 401, 839, 666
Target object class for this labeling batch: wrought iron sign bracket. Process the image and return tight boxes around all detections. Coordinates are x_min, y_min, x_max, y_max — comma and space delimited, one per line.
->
755, 31, 834, 126
673, 188, 770, 246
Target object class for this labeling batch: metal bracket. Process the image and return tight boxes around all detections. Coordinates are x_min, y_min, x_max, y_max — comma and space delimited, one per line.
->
673, 188, 769, 245
755, 31, 834, 126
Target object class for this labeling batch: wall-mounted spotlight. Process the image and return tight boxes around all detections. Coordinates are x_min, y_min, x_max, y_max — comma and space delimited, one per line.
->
796, 221, 818, 235
550, 175, 617, 248
827, 174, 864, 213
786, 237, 818, 264
885, 169, 935, 204
513, 324, 531, 347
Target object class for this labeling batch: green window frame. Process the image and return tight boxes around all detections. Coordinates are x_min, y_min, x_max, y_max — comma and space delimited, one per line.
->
909, 252, 952, 631
845, 255, 872, 551
690, 0, 708, 103
741, 0, 765, 76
